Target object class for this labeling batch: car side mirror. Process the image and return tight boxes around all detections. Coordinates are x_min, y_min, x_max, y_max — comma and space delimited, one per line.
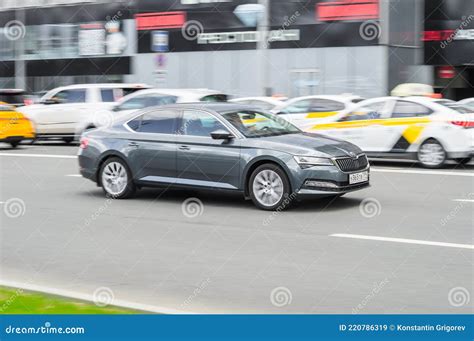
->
41, 98, 60, 105
210, 129, 234, 140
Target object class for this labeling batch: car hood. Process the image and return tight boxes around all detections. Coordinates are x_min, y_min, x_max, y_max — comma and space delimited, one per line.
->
247, 132, 363, 157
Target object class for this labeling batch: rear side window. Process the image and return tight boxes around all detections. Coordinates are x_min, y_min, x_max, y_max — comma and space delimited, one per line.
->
392, 101, 432, 118
127, 110, 179, 134
101, 88, 148, 102
200, 94, 228, 102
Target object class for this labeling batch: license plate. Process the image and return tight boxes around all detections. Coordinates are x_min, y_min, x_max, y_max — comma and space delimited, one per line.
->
349, 171, 369, 184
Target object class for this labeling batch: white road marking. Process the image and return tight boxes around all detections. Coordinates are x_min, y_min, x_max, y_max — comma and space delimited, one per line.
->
0, 153, 76, 159
452, 199, 474, 203
330, 233, 474, 250
370, 167, 474, 177
371, 168, 474, 177
0, 279, 195, 314
66, 174, 81, 177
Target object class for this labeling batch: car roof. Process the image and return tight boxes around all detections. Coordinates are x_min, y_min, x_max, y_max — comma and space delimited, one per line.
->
50, 83, 150, 91
128, 88, 226, 97
142, 102, 259, 113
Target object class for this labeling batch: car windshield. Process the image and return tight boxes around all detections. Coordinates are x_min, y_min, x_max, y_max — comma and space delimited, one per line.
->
221, 110, 300, 137
436, 100, 473, 114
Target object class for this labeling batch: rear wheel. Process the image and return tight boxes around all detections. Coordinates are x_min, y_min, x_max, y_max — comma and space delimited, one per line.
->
99, 157, 136, 199
62, 137, 74, 144
417, 139, 446, 168
249, 163, 292, 211
10, 141, 20, 148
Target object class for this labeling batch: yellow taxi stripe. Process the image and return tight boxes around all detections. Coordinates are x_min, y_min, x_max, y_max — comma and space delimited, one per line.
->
305, 111, 338, 119
402, 124, 425, 144
310, 117, 431, 131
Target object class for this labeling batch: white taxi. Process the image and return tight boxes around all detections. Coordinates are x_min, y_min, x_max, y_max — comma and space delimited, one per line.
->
272, 95, 364, 128
306, 96, 474, 168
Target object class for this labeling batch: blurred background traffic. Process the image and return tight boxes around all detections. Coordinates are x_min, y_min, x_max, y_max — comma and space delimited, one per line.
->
0, 0, 473, 168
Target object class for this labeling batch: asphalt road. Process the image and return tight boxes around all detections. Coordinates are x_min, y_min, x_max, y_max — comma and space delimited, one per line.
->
0, 143, 473, 314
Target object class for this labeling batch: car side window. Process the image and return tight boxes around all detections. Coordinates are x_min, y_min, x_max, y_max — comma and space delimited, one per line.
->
392, 101, 433, 118
146, 95, 178, 107
100, 89, 114, 102
282, 100, 312, 114
128, 110, 179, 134
54, 89, 86, 103
339, 101, 386, 122
116, 96, 149, 111
180, 110, 227, 137
308, 99, 345, 112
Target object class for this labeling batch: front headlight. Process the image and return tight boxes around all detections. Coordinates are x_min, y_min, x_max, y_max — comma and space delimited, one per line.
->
294, 156, 334, 167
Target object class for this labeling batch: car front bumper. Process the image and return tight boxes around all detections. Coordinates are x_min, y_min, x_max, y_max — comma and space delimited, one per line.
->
288, 160, 370, 196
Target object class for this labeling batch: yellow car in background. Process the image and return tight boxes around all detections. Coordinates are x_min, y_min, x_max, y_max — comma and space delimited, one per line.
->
0, 103, 35, 147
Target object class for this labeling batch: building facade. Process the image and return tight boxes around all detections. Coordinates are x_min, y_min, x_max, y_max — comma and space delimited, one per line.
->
0, 0, 469, 99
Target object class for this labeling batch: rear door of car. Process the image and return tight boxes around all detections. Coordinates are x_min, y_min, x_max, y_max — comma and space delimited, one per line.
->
36, 88, 88, 134
175, 109, 241, 190
125, 109, 179, 182
383, 100, 433, 153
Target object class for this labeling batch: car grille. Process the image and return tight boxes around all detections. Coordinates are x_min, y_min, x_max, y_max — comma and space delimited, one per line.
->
335, 154, 369, 172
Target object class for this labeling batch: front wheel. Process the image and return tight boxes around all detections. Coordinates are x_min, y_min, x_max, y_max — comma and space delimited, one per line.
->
249, 163, 292, 211
417, 139, 446, 168
10, 141, 20, 148
99, 157, 136, 199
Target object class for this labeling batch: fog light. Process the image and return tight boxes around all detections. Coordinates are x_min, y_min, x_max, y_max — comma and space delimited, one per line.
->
304, 180, 338, 188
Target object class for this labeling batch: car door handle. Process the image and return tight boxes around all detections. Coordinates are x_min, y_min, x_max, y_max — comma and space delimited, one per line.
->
128, 142, 140, 148
179, 145, 190, 151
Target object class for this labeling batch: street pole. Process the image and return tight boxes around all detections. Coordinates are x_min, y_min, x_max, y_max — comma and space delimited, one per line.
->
257, 0, 271, 96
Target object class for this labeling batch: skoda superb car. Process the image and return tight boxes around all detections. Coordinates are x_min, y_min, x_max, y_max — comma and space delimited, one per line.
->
78, 104, 370, 210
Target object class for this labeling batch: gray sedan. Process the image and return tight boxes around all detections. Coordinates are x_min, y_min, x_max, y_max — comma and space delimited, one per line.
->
78, 103, 370, 210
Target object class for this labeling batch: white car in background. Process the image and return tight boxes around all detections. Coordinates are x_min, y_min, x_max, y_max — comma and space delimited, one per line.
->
229, 97, 285, 110
458, 98, 474, 111
306, 96, 474, 168
19, 83, 150, 143
107, 88, 229, 118
271, 95, 364, 128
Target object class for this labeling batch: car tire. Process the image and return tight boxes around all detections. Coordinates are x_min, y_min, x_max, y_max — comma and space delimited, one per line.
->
249, 163, 293, 211
99, 157, 136, 199
417, 138, 446, 168
62, 137, 74, 144
10, 141, 20, 148
455, 157, 471, 165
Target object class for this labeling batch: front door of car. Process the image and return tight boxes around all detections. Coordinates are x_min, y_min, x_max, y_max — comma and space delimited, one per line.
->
125, 109, 179, 182
312, 100, 392, 151
278, 99, 344, 128
38, 88, 88, 134
176, 110, 241, 190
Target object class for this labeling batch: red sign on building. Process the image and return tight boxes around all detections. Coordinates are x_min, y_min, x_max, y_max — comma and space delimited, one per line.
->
317, 0, 379, 21
135, 11, 186, 30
